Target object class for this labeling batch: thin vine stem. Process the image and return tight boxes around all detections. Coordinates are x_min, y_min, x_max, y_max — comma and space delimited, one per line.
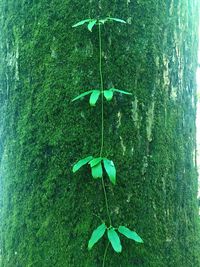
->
98, 23, 112, 227
102, 241, 110, 267
101, 176, 112, 225
99, 23, 104, 158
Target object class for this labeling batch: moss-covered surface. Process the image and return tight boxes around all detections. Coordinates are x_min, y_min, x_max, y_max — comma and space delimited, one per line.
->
0, 0, 200, 266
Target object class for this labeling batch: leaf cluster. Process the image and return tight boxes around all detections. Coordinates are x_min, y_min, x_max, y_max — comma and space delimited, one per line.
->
73, 156, 116, 184
72, 88, 132, 106
88, 224, 143, 253
72, 17, 126, 32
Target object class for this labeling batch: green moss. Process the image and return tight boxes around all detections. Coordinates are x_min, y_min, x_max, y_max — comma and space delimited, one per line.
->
0, 0, 199, 266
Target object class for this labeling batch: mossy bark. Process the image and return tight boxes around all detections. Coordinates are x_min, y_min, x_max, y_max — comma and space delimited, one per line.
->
0, 1, 200, 267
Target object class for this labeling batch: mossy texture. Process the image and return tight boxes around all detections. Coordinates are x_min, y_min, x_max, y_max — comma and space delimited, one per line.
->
0, 0, 200, 266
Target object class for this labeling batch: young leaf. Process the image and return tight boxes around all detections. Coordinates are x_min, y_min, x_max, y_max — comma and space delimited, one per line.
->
89, 157, 102, 168
99, 18, 108, 24
103, 159, 116, 185
72, 19, 91, 28
118, 226, 144, 243
89, 90, 101, 106
88, 19, 97, 32
111, 88, 132, 95
72, 90, 93, 102
91, 162, 103, 179
107, 18, 126, 24
72, 156, 93, 173
88, 223, 107, 250
107, 228, 122, 253
103, 90, 114, 101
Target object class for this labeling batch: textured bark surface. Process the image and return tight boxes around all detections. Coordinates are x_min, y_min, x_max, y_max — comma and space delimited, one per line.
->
0, 1, 200, 266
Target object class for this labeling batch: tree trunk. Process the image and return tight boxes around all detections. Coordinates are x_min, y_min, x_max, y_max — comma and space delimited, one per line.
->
0, 1, 199, 266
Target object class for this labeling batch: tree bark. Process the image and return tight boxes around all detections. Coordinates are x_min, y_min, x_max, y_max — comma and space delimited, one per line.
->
0, 1, 199, 266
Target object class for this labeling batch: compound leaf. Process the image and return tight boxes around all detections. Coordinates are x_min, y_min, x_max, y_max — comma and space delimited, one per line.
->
89, 157, 102, 168
89, 90, 101, 106
108, 18, 126, 24
88, 223, 107, 250
118, 226, 144, 243
107, 228, 122, 253
72, 90, 93, 102
72, 19, 91, 28
111, 88, 132, 95
72, 156, 93, 173
103, 90, 114, 101
91, 162, 103, 179
103, 159, 116, 185
88, 19, 97, 32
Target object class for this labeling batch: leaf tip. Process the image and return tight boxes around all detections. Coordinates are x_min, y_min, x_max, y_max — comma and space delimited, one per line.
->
72, 166, 76, 173
87, 244, 92, 250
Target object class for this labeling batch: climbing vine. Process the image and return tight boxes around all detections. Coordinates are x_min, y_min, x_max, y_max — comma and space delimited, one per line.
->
72, 17, 143, 266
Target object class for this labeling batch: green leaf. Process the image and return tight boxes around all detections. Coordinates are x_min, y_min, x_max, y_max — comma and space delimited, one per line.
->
89, 157, 102, 168
89, 90, 101, 106
91, 162, 103, 179
103, 90, 114, 101
103, 159, 116, 185
72, 90, 93, 102
107, 228, 122, 253
72, 19, 91, 28
107, 17, 126, 24
72, 156, 93, 173
88, 223, 107, 250
88, 20, 97, 32
111, 88, 132, 95
118, 226, 144, 243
